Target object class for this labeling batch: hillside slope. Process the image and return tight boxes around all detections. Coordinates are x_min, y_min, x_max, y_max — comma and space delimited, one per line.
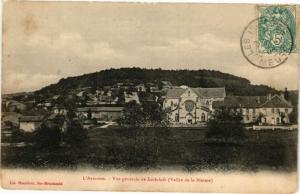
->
37, 68, 278, 96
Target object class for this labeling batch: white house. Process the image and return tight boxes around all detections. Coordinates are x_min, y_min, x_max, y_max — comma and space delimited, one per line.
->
124, 92, 140, 104
163, 87, 226, 124
19, 115, 44, 133
135, 83, 146, 92
212, 94, 293, 125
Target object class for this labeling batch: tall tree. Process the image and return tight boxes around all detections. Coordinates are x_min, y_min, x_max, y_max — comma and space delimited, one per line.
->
206, 108, 245, 144
119, 101, 146, 127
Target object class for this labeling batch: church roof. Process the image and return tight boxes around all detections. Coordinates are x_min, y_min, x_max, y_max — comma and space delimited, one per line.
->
19, 115, 44, 122
192, 88, 226, 99
165, 88, 186, 98
165, 87, 226, 99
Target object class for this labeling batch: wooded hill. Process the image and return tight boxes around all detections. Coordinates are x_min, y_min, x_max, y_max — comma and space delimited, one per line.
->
37, 68, 279, 96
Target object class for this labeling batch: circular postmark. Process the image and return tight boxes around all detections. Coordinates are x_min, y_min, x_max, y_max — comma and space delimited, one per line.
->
241, 17, 293, 69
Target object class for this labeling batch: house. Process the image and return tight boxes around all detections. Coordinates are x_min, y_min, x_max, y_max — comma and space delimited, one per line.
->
135, 83, 146, 92
163, 87, 226, 124
161, 81, 173, 90
2, 112, 22, 127
52, 95, 61, 100
53, 106, 68, 115
148, 84, 160, 93
76, 106, 124, 122
97, 93, 117, 105
76, 91, 85, 97
37, 101, 53, 111
212, 94, 293, 125
19, 115, 44, 133
6, 100, 26, 112
124, 92, 140, 104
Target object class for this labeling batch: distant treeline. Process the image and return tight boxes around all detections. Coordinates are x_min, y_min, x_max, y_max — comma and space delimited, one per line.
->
37, 67, 279, 96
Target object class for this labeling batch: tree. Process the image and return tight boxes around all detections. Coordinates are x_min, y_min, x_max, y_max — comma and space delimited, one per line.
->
87, 109, 92, 120
142, 101, 164, 127
289, 109, 298, 124
35, 121, 61, 149
206, 108, 245, 144
118, 101, 146, 127
142, 101, 170, 159
64, 113, 87, 147
117, 101, 170, 167
158, 81, 163, 90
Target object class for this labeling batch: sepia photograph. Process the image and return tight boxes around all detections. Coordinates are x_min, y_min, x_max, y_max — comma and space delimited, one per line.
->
1, 1, 299, 193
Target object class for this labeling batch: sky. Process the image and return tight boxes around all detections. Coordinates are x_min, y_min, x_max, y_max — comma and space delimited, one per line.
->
2, 2, 299, 94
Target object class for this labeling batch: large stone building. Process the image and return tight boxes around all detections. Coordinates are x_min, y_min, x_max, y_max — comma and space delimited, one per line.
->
76, 106, 124, 122
163, 87, 226, 124
212, 94, 293, 125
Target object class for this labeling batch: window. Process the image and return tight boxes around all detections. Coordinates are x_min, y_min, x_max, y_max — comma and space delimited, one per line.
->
253, 109, 256, 114
206, 101, 209, 105
175, 113, 179, 122
185, 101, 195, 112
188, 91, 191, 96
246, 115, 249, 120
201, 113, 206, 122
277, 108, 280, 113
285, 108, 288, 113
171, 101, 173, 106
246, 108, 249, 114
272, 108, 275, 113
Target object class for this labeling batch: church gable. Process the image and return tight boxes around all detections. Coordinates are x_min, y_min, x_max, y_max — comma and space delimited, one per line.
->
180, 88, 198, 99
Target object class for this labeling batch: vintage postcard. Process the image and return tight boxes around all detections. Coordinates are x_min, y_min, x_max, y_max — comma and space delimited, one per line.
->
1, 1, 299, 193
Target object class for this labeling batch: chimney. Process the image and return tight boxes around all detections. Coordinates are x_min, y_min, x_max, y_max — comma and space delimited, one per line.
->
280, 93, 285, 100
284, 87, 289, 100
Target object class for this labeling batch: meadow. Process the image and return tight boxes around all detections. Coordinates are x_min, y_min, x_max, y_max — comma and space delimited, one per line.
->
1, 126, 297, 171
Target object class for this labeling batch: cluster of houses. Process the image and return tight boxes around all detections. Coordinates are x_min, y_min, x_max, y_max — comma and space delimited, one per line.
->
1, 81, 297, 133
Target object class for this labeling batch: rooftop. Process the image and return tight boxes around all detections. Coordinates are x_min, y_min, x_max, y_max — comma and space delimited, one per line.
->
76, 106, 124, 112
165, 87, 226, 99
19, 115, 44, 122
213, 95, 292, 108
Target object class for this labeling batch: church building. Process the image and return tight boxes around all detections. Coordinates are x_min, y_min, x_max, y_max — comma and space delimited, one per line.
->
163, 87, 226, 124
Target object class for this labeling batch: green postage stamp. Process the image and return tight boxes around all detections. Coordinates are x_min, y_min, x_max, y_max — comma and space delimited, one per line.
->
257, 5, 297, 53
241, 5, 297, 69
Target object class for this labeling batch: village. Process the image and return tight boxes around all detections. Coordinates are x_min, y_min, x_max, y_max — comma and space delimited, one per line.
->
1, 79, 297, 133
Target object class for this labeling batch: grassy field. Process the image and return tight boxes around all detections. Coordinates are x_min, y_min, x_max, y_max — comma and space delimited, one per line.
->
1, 126, 297, 171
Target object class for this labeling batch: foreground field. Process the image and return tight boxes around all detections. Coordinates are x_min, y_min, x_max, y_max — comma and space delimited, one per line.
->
1, 126, 297, 171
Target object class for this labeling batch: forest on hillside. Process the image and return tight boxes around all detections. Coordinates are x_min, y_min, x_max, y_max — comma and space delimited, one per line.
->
37, 68, 278, 96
